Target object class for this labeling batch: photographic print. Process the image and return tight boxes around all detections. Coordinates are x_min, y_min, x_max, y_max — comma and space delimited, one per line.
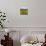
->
20, 9, 28, 15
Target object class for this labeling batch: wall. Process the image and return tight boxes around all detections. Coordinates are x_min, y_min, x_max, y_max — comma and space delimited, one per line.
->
0, 0, 46, 27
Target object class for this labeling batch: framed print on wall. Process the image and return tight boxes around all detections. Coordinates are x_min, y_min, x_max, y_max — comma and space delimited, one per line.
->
20, 8, 28, 15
